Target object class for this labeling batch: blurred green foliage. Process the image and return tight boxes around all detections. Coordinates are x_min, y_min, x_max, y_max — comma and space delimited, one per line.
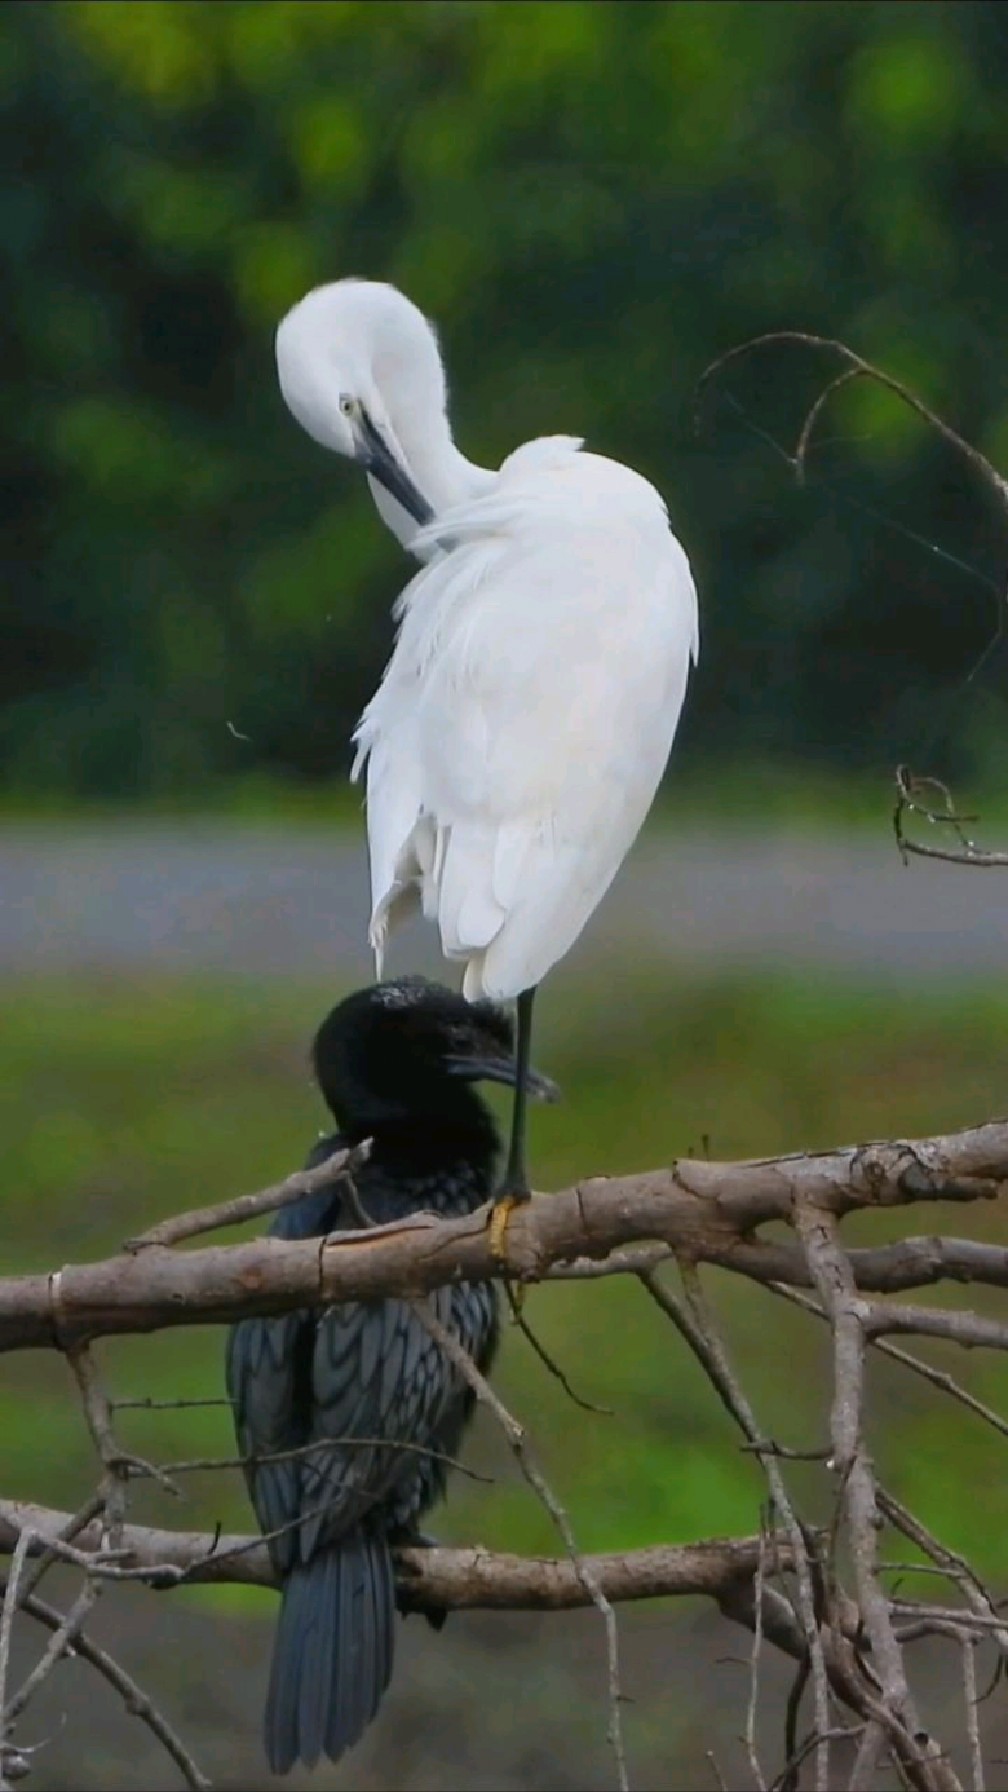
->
2, 1, 1007, 798
5, 966, 1008, 1584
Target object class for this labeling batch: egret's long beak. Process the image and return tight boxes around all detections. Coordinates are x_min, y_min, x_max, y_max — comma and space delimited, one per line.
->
356, 411, 434, 528
445, 1055, 560, 1104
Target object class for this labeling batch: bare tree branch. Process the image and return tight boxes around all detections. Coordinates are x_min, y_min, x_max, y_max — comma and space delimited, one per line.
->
858, 1300, 1008, 1353
0, 1499, 796, 1611
793, 1201, 949, 1791
557, 1233, 1008, 1299
6, 1118, 1008, 1353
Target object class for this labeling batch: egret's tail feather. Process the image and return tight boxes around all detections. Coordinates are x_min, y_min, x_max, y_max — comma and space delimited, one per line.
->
369, 914, 386, 980
461, 952, 489, 1002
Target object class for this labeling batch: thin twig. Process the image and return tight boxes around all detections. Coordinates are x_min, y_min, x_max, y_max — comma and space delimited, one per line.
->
781, 1655, 812, 1792
696, 330, 1008, 511
67, 1344, 145, 1540
880, 1562, 984, 1583
706, 1749, 729, 1792
697, 330, 1008, 876
877, 1487, 1008, 1665
847, 1720, 888, 1791
411, 1298, 630, 1792
889, 1604, 1007, 1635
155, 1434, 493, 1485
110, 1396, 230, 1413
558, 1234, 1008, 1300
4, 1579, 98, 1732
123, 1140, 371, 1250
768, 1283, 1008, 1445
2, 1579, 209, 1790
504, 1282, 613, 1414
738, 1442, 832, 1462
793, 367, 869, 482
0, 1532, 30, 1791
638, 1265, 832, 1792
746, 1526, 768, 1790
0, 1533, 135, 1584
20, 1492, 107, 1603
894, 767, 1008, 870
961, 1636, 984, 1792
770, 1724, 866, 1792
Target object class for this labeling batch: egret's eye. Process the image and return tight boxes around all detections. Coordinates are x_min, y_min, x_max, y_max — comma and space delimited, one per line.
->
339, 394, 359, 420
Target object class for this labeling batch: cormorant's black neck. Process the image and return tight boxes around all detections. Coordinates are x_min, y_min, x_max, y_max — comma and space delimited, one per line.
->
346, 1106, 501, 1183
324, 1064, 502, 1165
274, 1105, 502, 1243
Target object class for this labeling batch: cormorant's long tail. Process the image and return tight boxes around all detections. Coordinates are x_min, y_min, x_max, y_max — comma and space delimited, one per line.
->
265, 1528, 395, 1774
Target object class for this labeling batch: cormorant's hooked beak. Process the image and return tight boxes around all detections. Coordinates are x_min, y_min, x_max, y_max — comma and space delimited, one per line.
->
356, 410, 434, 529
445, 1055, 561, 1104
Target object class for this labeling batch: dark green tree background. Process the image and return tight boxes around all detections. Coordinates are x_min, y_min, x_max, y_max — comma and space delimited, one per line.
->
3, 0, 1006, 798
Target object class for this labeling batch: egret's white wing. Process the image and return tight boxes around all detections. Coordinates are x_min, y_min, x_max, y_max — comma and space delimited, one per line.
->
353, 441, 698, 998
356, 721, 427, 973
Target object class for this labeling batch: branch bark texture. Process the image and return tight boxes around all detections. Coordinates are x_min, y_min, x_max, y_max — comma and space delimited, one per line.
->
0, 1500, 790, 1613
3, 1118, 1007, 1352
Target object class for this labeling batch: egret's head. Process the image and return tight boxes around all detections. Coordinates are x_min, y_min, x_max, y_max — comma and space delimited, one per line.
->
275, 280, 442, 526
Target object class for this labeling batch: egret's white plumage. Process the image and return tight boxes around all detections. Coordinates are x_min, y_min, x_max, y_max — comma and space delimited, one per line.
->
353, 436, 697, 1000
276, 279, 699, 1008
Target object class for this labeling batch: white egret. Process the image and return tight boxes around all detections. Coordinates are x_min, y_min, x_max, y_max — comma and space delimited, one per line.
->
275, 280, 699, 1223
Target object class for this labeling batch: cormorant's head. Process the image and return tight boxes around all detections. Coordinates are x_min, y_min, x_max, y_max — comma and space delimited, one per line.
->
311, 977, 558, 1139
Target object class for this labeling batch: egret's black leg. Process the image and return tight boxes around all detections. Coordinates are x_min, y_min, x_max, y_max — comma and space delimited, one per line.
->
490, 987, 536, 1267
501, 985, 536, 1197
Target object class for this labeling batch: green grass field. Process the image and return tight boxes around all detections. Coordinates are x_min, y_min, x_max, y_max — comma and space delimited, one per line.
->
4, 964, 1008, 1615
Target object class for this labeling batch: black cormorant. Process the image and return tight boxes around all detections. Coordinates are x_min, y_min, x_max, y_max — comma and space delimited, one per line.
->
225, 976, 556, 1773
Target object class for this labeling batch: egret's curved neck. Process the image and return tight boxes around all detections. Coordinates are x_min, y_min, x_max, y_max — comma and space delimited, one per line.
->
370, 394, 494, 553
403, 409, 492, 514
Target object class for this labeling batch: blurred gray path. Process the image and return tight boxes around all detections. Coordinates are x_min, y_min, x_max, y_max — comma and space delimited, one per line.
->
0, 821, 1003, 983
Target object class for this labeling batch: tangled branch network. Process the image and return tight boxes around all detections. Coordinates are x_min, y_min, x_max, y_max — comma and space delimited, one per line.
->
2, 1116, 1008, 1790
